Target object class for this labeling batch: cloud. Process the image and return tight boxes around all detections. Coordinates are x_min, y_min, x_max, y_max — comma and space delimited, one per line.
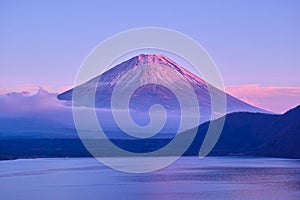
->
0, 89, 75, 129
0, 84, 73, 95
0, 89, 64, 115
226, 84, 300, 114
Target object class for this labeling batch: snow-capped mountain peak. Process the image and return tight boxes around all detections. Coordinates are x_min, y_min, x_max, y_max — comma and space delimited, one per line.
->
58, 54, 267, 122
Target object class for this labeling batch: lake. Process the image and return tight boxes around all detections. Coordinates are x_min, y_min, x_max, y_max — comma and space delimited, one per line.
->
0, 157, 299, 200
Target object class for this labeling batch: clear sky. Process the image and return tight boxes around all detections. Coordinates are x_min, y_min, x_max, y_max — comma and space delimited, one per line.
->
1, 0, 300, 113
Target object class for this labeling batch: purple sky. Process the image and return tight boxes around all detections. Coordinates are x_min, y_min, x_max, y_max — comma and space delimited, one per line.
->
0, 0, 300, 113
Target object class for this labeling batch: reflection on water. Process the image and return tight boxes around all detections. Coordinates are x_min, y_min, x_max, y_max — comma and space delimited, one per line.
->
0, 157, 300, 200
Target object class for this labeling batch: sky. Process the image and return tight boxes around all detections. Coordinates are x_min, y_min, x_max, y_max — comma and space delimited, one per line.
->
0, 0, 300, 113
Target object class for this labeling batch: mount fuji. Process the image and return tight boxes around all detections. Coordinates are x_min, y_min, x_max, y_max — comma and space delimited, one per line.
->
58, 54, 267, 136
58, 54, 266, 113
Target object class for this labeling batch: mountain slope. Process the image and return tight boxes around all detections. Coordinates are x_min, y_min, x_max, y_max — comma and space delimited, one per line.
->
187, 105, 300, 158
1, 106, 299, 159
58, 54, 267, 124
257, 106, 300, 157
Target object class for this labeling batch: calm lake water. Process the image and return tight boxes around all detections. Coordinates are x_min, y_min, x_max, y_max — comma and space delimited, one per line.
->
0, 157, 300, 200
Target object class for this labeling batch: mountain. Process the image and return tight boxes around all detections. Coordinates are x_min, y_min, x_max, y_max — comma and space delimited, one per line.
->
256, 106, 300, 157
58, 54, 267, 127
1, 105, 299, 159
186, 105, 300, 158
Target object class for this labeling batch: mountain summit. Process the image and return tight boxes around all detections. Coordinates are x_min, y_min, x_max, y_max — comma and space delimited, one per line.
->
58, 54, 267, 123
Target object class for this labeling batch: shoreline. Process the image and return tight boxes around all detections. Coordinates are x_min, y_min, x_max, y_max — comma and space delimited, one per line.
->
1, 155, 299, 162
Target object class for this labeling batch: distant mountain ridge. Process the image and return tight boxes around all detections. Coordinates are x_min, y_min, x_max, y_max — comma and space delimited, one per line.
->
1, 105, 299, 159
186, 105, 300, 158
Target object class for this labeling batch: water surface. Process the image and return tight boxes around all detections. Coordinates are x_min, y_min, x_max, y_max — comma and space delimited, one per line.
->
0, 157, 299, 200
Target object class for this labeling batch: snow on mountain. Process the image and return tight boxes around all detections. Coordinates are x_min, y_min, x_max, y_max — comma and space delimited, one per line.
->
58, 54, 267, 118
55, 54, 268, 138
